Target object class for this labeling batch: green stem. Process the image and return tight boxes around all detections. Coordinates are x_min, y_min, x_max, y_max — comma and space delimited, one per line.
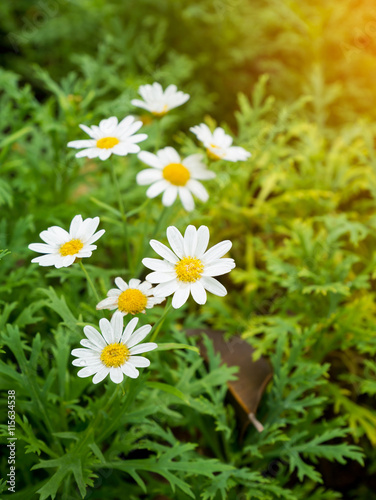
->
111, 163, 132, 270
96, 377, 139, 443
79, 260, 100, 302
150, 299, 173, 342
152, 205, 170, 240
135, 205, 170, 278
75, 384, 122, 454
154, 118, 162, 152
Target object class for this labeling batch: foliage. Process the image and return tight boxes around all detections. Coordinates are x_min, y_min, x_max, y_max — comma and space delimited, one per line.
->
1, 1, 376, 499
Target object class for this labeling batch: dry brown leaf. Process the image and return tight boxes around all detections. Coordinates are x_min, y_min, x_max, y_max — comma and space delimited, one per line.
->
187, 329, 273, 433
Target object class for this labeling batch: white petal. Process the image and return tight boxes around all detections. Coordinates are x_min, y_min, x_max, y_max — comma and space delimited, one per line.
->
128, 356, 150, 368
127, 325, 152, 348
146, 180, 169, 198
47, 226, 70, 241
138, 151, 163, 169
195, 226, 210, 258
121, 317, 139, 345
28, 243, 55, 254
149, 240, 179, 264
129, 342, 158, 355
127, 133, 148, 144
76, 147, 100, 159
110, 311, 124, 342
39, 230, 60, 246
146, 271, 176, 284
138, 281, 153, 292
183, 225, 197, 256
71, 348, 98, 358
69, 215, 83, 238
223, 146, 251, 162
99, 116, 118, 133
92, 367, 110, 384
187, 180, 209, 202
80, 339, 103, 353
117, 116, 136, 130
80, 339, 102, 352
131, 99, 150, 111
203, 240, 232, 262
118, 120, 143, 138
162, 186, 178, 206
79, 124, 99, 139
109, 367, 124, 384
115, 277, 128, 291
179, 187, 195, 212
67, 139, 96, 149
166, 226, 185, 259
85, 229, 105, 245
30, 254, 59, 267
77, 366, 100, 378
200, 276, 227, 296
153, 280, 179, 297
98, 149, 113, 161
172, 285, 191, 309
182, 153, 205, 169
99, 318, 114, 344
213, 127, 233, 147
190, 123, 212, 145
129, 278, 141, 288
157, 147, 180, 165
137, 169, 163, 186
79, 217, 100, 241
83, 326, 107, 348
203, 263, 235, 277
142, 258, 175, 272
111, 143, 131, 156
121, 362, 139, 378
190, 281, 207, 304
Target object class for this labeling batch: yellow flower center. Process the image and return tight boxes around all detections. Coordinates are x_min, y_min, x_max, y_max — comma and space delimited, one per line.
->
118, 288, 148, 315
100, 343, 130, 368
163, 163, 190, 186
96, 137, 120, 149
175, 257, 204, 283
206, 144, 223, 160
152, 105, 169, 117
59, 239, 84, 256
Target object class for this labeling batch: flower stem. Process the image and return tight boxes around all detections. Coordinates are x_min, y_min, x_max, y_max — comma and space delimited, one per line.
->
79, 260, 100, 302
75, 383, 122, 454
110, 163, 133, 270
154, 117, 162, 152
150, 298, 173, 342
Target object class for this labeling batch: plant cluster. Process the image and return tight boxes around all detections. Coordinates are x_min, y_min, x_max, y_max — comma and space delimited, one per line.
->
1, 1, 376, 499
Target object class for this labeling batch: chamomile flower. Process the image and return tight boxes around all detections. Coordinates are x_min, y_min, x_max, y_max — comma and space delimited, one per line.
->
190, 123, 251, 162
67, 116, 147, 160
71, 312, 157, 384
28, 215, 105, 268
96, 278, 165, 316
131, 82, 190, 116
137, 147, 215, 212
142, 225, 236, 309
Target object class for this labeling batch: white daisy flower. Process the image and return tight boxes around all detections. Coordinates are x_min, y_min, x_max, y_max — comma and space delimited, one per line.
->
67, 116, 147, 161
142, 225, 236, 309
28, 215, 105, 268
137, 147, 215, 212
96, 277, 165, 316
131, 82, 190, 117
71, 312, 157, 384
190, 123, 251, 162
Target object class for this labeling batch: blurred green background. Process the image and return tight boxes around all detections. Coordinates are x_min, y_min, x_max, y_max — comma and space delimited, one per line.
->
2, 0, 376, 126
